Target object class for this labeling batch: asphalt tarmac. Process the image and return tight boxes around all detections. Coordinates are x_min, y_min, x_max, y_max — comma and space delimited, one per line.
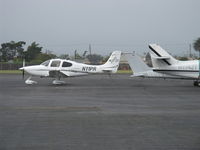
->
0, 74, 200, 150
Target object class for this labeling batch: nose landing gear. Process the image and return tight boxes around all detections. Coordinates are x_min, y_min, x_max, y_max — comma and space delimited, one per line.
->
25, 76, 37, 85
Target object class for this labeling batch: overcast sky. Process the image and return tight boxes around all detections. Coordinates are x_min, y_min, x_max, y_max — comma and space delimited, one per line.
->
0, 0, 200, 56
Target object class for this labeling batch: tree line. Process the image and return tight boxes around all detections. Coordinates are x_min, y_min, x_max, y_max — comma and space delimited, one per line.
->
1, 38, 200, 64
0, 41, 106, 64
0, 41, 56, 64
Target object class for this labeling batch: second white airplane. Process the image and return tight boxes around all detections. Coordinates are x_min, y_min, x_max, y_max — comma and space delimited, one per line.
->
124, 44, 200, 86
20, 51, 121, 85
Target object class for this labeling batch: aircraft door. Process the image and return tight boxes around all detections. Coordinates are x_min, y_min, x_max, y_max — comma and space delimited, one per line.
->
49, 60, 61, 70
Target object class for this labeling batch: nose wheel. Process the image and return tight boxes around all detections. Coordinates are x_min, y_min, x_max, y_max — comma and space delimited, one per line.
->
25, 76, 37, 85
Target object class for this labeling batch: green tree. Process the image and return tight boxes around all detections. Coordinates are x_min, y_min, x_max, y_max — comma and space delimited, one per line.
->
74, 50, 84, 60
75, 53, 83, 59
86, 54, 103, 65
24, 42, 42, 62
31, 53, 57, 64
59, 54, 69, 59
102, 55, 110, 63
16, 41, 26, 57
0, 41, 26, 62
193, 38, 200, 54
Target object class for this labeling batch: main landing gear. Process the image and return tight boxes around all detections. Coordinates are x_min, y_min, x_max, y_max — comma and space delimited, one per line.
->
193, 80, 200, 87
52, 79, 66, 85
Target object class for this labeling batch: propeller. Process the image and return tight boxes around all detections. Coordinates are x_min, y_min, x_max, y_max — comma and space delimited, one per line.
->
22, 58, 25, 79
22, 69, 25, 79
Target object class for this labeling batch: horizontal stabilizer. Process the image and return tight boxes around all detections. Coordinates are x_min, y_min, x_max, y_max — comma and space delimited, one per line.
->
102, 69, 113, 73
153, 56, 170, 60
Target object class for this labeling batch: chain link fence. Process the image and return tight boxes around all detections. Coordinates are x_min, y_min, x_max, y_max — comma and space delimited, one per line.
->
0, 63, 130, 70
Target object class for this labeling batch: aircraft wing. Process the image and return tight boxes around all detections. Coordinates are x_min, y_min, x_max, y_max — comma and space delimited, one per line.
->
49, 70, 88, 78
60, 71, 88, 77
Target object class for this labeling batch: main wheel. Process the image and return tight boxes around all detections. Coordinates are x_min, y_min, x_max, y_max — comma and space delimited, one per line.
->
193, 81, 199, 86
52, 79, 66, 85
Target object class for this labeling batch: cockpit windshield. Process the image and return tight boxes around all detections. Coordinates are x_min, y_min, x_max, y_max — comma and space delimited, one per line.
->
41, 60, 50, 66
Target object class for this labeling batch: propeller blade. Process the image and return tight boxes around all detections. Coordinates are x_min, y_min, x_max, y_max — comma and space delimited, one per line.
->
22, 69, 25, 79
21, 58, 25, 79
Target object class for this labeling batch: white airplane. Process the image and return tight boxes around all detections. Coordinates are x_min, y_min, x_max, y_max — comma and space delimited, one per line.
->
124, 44, 200, 86
20, 51, 121, 85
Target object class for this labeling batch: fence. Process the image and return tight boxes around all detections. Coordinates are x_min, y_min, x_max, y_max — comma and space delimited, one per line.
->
0, 63, 130, 70
0, 63, 23, 70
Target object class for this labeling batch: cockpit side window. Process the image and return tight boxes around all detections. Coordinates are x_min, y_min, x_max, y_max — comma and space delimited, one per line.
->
50, 60, 61, 67
62, 62, 72, 67
41, 60, 50, 66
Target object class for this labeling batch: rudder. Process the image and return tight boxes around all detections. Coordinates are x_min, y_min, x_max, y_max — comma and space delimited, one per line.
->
149, 44, 178, 68
101, 51, 121, 73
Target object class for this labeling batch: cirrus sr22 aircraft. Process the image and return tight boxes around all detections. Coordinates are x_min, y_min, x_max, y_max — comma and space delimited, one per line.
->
124, 44, 200, 86
20, 51, 121, 85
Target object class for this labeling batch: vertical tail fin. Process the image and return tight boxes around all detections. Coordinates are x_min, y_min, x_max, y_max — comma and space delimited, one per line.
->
124, 52, 151, 76
101, 51, 121, 73
149, 44, 178, 68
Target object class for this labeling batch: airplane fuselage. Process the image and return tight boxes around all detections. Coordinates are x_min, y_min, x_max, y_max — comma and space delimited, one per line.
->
153, 60, 200, 79
22, 59, 115, 77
